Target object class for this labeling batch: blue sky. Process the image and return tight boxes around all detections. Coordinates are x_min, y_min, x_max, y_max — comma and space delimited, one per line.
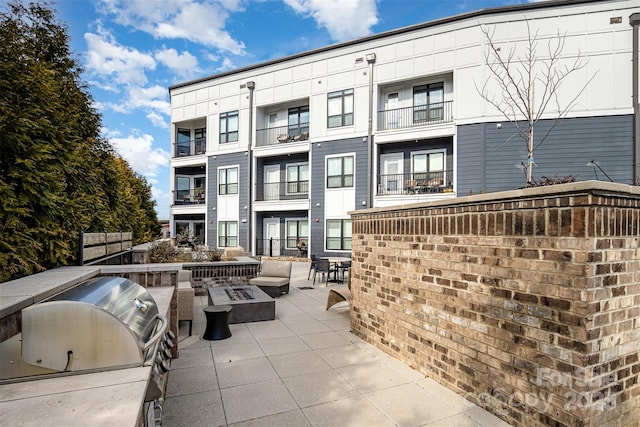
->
56, 0, 537, 219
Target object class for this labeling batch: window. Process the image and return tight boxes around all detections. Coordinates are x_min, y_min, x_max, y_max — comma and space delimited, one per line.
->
220, 111, 238, 143
327, 89, 353, 128
287, 163, 309, 194
218, 221, 238, 247
177, 128, 190, 156
286, 220, 308, 249
288, 106, 309, 138
326, 219, 351, 250
194, 127, 206, 154
176, 177, 190, 200
175, 221, 205, 246
413, 83, 444, 122
412, 151, 445, 186
327, 156, 354, 188
219, 167, 238, 195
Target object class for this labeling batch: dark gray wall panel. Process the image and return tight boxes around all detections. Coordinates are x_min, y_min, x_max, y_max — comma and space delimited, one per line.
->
457, 115, 633, 195
310, 136, 368, 257
207, 152, 249, 249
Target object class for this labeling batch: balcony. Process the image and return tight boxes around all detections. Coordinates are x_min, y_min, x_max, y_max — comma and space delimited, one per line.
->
377, 101, 453, 131
377, 171, 453, 196
256, 123, 309, 147
174, 138, 206, 158
173, 190, 206, 205
255, 238, 308, 258
255, 180, 309, 201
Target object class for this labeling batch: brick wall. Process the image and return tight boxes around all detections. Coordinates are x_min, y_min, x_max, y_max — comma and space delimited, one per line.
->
350, 182, 640, 427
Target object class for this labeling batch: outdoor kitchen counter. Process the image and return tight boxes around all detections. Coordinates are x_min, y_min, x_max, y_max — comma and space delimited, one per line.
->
0, 286, 174, 427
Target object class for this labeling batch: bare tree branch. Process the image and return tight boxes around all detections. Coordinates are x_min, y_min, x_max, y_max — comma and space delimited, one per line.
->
475, 19, 596, 184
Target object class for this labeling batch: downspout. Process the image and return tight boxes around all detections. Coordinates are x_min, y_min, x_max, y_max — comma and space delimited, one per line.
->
246, 81, 255, 254
366, 53, 376, 208
630, 14, 640, 184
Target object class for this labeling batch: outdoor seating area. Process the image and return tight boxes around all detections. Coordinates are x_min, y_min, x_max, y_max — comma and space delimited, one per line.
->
162, 261, 510, 427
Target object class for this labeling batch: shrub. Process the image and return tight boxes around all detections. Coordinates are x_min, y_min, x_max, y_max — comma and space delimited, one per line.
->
526, 175, 576, 188
147, 241, 178, 263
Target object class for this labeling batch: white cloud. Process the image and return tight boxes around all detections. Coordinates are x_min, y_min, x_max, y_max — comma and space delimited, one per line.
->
109, 131, 170, 178
147, 111, 169, 129
84, 31, 156, 86
282, 0, 378, 41
216, 57, 237, 72
155, 47, 199, 77
105, 85, 170, 126
96, 0, 246, 55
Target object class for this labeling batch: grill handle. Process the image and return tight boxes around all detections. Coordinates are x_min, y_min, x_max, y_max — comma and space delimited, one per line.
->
142, 314, 169, 352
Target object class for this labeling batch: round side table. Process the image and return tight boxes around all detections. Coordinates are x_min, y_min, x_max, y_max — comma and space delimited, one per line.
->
203, 305, 232, 340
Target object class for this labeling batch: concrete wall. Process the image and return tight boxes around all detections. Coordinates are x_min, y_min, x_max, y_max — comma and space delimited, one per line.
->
349, 181, 640, 427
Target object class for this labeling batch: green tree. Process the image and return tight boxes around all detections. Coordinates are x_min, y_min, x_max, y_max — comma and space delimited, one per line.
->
0, 0, 160, 282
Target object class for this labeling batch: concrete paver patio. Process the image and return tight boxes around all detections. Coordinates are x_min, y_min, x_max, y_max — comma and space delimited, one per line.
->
162, 261, 511, 427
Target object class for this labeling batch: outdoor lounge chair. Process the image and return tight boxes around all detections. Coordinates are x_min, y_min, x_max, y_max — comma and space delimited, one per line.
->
326, 275, 351, 310
249, 260, 292, 297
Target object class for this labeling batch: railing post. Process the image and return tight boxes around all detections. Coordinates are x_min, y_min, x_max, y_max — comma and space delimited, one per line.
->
269, 238, 273, 257
79, 231, 84, 266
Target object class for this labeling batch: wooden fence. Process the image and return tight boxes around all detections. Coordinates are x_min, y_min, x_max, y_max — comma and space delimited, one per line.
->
79, 231, 133, 266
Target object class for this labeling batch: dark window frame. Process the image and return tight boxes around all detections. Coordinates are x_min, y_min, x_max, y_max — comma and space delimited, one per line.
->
326, 156, 354, 188
327, 89, 354, 128
218, 167, 238, 195
326, 219, 352, 251
218, 221, 238, 247
220, 111, 239, 143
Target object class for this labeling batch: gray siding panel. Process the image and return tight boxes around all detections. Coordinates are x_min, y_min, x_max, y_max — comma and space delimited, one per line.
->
457, 115, 633, 195
207, 152, 249, 249
310, 137, 368, 257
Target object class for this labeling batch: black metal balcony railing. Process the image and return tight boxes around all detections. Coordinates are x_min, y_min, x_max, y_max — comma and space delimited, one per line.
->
174, 138, 206, 158
256, 123, 309, 147
377, 101, 453, 131
173, 190, 206, 205
256, 238, 308, 258
377, 171, 453, 196
255, 180, 309, 201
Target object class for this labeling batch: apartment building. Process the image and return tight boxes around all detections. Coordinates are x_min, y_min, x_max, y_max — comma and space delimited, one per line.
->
169, 0, 638, 258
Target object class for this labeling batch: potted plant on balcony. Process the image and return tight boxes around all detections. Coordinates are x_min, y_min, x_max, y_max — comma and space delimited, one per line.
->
296, 240, 308, 258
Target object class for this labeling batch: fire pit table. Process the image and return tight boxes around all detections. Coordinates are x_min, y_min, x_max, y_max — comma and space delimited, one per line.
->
207, 285, 275, 323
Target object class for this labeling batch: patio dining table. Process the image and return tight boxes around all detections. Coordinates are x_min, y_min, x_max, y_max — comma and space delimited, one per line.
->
320, 257, 351, 283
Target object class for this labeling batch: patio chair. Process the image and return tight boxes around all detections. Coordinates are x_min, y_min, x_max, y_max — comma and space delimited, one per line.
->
177, 270, 194, 336
307, 254, 317, 280
337, 260, 351, 282
312, 258, 337, 286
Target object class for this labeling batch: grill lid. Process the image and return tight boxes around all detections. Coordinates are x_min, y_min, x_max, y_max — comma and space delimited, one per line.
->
20, 276, 165, 372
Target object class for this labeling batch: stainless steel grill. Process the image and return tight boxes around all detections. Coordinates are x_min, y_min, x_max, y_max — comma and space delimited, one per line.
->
1, 275, 175, 425
19, 276, 167, 373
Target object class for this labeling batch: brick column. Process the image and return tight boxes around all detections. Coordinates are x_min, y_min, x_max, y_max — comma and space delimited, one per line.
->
350, 182, 640, 427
